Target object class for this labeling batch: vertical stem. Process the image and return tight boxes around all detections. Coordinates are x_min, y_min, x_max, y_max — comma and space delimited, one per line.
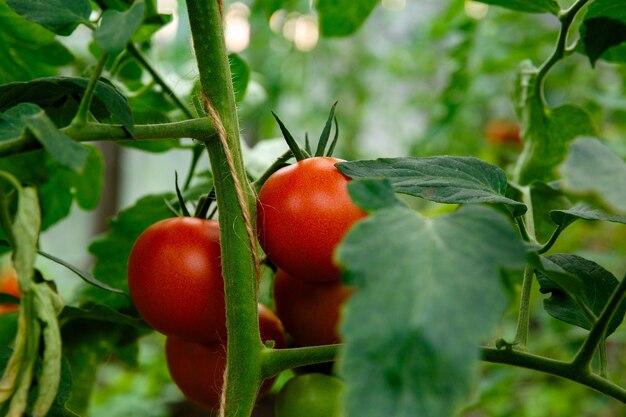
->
513, 265, 535, 351
72, 53, 109, 126
184, 1, 262, 416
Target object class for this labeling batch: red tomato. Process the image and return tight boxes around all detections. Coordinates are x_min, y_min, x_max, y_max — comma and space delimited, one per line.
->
128, 217, 226, 343
165, 304, 285, 410
0, 266, 19, 314
273, 269, 354, 346
484, 120, 521, 146
257, 157, 366, 282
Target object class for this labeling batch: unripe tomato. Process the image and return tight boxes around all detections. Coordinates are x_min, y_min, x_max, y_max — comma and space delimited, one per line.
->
273, 269, 354, 346
257, 157, 366, 282
128, 217, 226, 343
0, 266, 20, 314
165, 304, 285, 410
275, 373, 344, 417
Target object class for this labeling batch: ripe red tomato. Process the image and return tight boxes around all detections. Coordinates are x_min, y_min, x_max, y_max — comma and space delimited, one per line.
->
165, 304, 285, 410
257, 157, 366, 282
484, 120, 521, 146
128, 217, 226, 343
0, 266, 20, 314
273, 269, 354, 347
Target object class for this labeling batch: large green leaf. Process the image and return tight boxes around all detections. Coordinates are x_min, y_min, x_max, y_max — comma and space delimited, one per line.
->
580, 0, 626, 65
475, 0, 559, 14
537, 254, 626, 335
315, 0, 378, 37
83, 194, 174, 310
337, 156, 526, 215
336, 182, 526, 417
6, 0, 91, 36
95, 1, 146, 55
550, 203, 626, 228
0, 1, 73, 84
558, 137, 626, 215
0, 77, 134, 133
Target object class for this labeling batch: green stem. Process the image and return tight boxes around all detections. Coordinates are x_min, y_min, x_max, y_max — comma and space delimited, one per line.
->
252, 149, 293, 192
571, 274, 626, 372
599, 339, 608, 378
481, 347, 626, 402
534, 0, 591, 101
538, 224, 565, 254
185, 1, 261, 416
261, 345, 340, 379
0, 119, 215, 157
512, 265, 535, 350
72, 53, 109, 126
126, 43, 195, 119
514, 216, 531, 242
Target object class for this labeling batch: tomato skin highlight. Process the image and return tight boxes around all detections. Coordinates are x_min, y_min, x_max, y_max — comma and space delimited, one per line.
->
128, 217, 226, 343
257, 157, 366, 282
273, 269, 354, 347
165, 304, 285, 410
0, 266, 19, 314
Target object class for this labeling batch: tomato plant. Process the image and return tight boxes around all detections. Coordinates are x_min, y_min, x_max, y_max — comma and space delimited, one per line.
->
275, 373, 344, 417
257, 157, 366, 282
165, 304, 285, 410
273, 269, 353, 346
128, 217, 226, 343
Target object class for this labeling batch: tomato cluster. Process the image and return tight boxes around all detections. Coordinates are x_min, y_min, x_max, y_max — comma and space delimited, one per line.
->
257, 156, 363, 347
127, 217, 285, 410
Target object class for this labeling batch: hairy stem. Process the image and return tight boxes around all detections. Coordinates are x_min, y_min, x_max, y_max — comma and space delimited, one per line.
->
0, 119, 215, 157
261, 345, 340, 379
185, 1, 261, 416
481, 347, 626, 402
72, 53, 109, 126
512, 265, 535, 351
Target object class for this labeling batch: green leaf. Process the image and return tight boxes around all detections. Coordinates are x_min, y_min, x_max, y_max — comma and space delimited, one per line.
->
550, 203, 626, 229
315, 0, 378, 37
580, 0, 626, 65
515, 104, 596, 185
336, 205, 526, 417
0, 2, 74, 84
5, 0, 91, 36
82, 194, 174, 310
337, 157, 527, 216
0, 77, 134, 133
536, 254, 626, 335
95, 1, 146, 55
229, 53, 250, 104
15, 103, 89, 172
59, 303, 147, 329
559, 137, 626, 215
347, 179, 405, 212
529, 182, 571, 243
528, 252, 583, 296
474, 0, 559, 14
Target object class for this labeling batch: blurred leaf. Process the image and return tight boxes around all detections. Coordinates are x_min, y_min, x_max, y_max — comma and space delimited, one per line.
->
530, 182, 570, 243
229, 53, 250, 104
0, 313, 18, 345
5, 0, 91, 36
10, 103, 89, 171
559, 137, 626, 215
83, 194, 174, 310
550, 203, 626, 228
337, 205, 526, 417
315, 0, 378, 37
475, 0, 559, 14
337, 157, 526, 215
537, 254, 626, 335
580, 0, 626, 65
95, 1, 146, 55
0, 151, 48, 186
0, 1, 74, 84
59, 303, 147, 329
38, 145, 104, 230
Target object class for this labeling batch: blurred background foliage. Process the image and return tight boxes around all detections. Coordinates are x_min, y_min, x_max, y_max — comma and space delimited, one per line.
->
1, 0, 626, 415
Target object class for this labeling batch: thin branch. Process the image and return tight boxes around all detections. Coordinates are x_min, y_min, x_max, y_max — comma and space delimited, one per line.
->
72, 53, 109, 126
